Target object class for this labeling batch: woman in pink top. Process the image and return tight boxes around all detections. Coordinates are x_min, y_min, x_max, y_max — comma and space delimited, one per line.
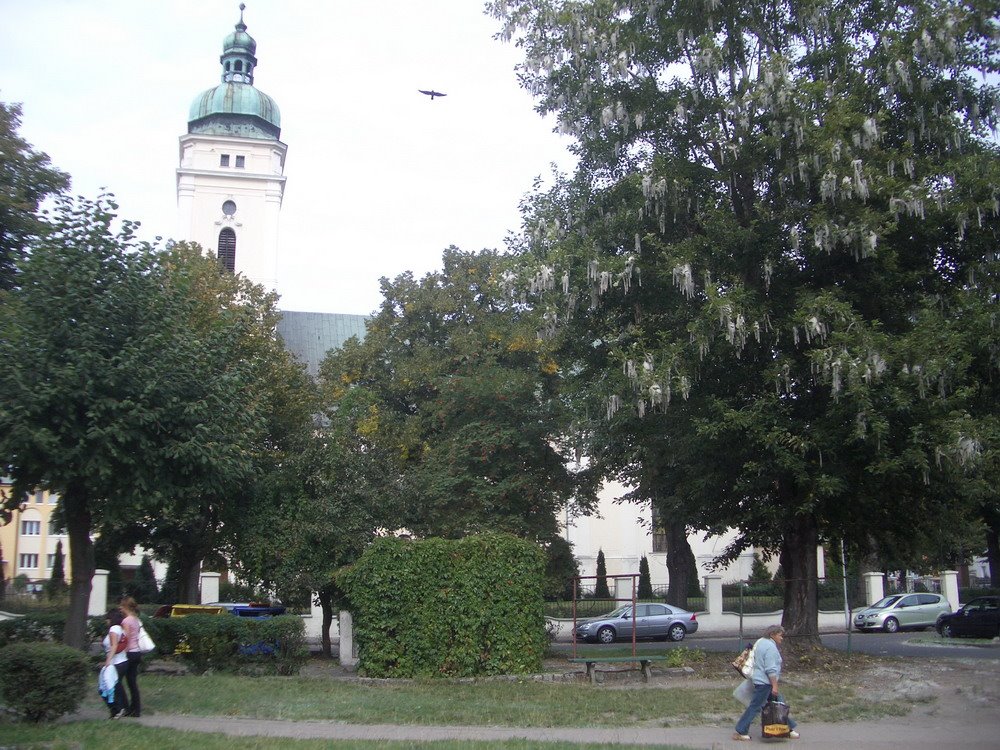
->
119, 596, 143, 717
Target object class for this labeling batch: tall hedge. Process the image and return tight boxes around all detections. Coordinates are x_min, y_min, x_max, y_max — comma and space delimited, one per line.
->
340, 534, 547, 678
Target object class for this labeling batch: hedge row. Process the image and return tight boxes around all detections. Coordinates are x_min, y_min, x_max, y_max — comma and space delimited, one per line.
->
1, 611, 307, 676
144, 614, 308, 675
340, 533, 547, 678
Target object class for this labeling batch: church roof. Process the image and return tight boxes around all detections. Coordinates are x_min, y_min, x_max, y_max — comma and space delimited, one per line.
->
277, 311, 368, 378
188, 4, 280, 139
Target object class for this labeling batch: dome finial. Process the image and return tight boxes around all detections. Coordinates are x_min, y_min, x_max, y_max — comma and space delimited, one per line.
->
236, 3, 247, 32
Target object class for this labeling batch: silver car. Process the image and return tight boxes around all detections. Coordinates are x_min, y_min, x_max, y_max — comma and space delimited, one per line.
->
574, 603, 699, 643
853, 593, 951, 633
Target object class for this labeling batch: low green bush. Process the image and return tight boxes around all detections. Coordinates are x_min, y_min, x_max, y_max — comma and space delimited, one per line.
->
0, 612, 87, 647
152, 613, 307, 675
0, 642, 89, 722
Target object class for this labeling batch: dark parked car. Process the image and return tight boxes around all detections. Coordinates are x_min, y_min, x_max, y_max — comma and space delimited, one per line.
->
853, 593, 951, 633
574, 603, 698, 643
936, 596, 1000, 639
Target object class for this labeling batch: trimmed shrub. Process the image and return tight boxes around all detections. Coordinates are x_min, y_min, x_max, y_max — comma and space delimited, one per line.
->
0, 642, 88, 722
594, 549, 611, 599
149, 613, 307, 675
340, 533, 547, 678
0, 612, 74, 647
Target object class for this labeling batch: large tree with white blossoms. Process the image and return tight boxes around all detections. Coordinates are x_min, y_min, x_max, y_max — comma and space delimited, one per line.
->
491, 0, 999, 641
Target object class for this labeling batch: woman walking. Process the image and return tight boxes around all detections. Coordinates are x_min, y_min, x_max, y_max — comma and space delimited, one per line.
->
101, 609, 130, 719
733, 624, 799, 741
120, 595, 143, 717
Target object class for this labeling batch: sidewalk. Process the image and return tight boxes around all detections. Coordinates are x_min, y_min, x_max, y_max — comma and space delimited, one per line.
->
137, 710, 999, 749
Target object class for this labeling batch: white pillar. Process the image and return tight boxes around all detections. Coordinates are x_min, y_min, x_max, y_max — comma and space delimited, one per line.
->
940, 570, 960, 611
705, 575, 723, 616
339, 610, 358, 669
863, 572, 884, 606
199, 572, 221, 604
89, 569, 109, 617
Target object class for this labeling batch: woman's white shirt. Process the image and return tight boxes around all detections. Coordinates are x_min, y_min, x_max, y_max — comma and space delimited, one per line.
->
103, 624, 128, 666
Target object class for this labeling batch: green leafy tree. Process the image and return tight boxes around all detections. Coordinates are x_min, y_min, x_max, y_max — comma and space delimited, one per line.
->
45, 540, 66, 599
637, 555, 653, 599
594, 548, 611, 598
0, 195, 310, 647
97, 241, 315, 605
229, 385, 402, 657
0, 101, 70, 290
318, 248, 596, 542
491, 0, 998, 644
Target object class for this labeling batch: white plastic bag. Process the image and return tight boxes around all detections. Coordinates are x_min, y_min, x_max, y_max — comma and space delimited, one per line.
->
733, 678, 755, 708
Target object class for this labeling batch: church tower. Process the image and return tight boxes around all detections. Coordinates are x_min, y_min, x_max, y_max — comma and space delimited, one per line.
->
176, 4, 287, 292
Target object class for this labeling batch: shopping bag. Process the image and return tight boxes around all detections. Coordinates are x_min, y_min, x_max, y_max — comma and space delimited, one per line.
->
731, 643, 755, 678
761, 697, 791, 738
732, 678, 754, 707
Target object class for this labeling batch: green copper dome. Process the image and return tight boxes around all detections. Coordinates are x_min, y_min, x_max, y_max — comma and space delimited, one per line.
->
187, 4, 281, 140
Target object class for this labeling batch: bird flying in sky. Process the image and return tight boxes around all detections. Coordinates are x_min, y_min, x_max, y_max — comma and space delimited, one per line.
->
419, 89, 447, 100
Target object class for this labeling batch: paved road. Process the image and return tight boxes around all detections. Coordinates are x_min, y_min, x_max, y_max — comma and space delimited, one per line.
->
552, 631, 1000, 660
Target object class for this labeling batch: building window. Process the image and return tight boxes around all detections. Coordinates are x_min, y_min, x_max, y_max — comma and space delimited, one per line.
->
48, 519, 63, 536
49, 492, 58, 504
19, 553, 38, 569
34, 491, 44, 503
235, 155, 246, 168
46, 554, 56, 569
217, 228, 236, 273
222, 199, 237, 216
235, 60, 243, 72
20, 520, 40, 536
220, 154, 230, 167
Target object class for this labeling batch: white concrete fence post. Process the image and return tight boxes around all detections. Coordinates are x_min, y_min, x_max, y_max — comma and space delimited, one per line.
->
705, 574, 723, 616
199, 571, 221, 604
940, 570, 960, 612
863, 571, 884, 606
339, 610, 358, 669
88, 569, 109, 616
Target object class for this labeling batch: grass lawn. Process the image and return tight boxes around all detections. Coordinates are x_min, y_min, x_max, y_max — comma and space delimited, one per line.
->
0, 650, 913, 749
84, 666, 909, 728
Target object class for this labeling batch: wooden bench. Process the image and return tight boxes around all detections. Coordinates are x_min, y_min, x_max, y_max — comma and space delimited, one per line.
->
567, 655, 671, 684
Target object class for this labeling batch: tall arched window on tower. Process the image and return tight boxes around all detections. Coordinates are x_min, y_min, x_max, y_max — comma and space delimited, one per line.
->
217, 228, 236, 273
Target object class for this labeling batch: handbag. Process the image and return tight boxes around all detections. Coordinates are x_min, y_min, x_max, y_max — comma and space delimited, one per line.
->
761, 696, 791, 738
731, 642, 755, 679
137, 623, 156, 653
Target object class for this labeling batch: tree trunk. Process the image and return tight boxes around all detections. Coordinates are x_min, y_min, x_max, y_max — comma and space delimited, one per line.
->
665, 521, 693, 609
176, 554, 202, 604
780, 512, 821, 648
318, 589, 334, 659
62, 485, 95, 650
985, 513, 1000, 588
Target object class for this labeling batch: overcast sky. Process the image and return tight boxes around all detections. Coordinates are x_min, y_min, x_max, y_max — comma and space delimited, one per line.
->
0, 0, 574, 315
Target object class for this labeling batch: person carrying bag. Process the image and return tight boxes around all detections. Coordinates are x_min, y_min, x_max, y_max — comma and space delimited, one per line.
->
732, 625, 799, 741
